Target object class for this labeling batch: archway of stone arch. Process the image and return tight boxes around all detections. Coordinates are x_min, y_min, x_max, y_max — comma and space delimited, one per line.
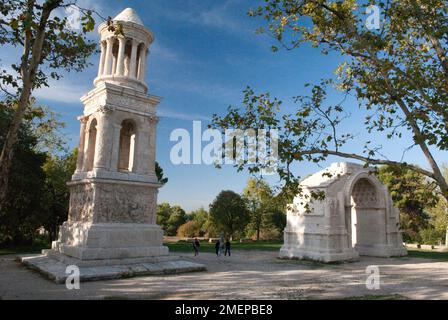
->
348, 177, 387, 256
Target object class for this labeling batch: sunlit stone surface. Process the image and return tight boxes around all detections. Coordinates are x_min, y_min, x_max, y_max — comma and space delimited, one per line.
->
20, 8, 205, 281
280, 162, 407, 262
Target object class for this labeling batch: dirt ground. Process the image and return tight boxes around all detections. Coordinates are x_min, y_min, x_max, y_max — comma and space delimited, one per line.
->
1, 250, 447, 300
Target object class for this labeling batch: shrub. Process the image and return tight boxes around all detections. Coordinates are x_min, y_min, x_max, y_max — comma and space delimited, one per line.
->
177, 221, 200, 238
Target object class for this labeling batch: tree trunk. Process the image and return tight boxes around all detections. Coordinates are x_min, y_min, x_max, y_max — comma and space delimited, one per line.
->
0, 0, 59, 211
0, 82, 33, 210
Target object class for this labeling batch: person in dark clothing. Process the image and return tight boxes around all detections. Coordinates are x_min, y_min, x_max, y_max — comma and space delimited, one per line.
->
225, 240, 231, 256
193, 238, 200, 256
215, 240, 220, 257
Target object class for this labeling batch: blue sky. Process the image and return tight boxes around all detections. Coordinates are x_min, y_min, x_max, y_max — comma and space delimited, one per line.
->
1, 0, 446, 211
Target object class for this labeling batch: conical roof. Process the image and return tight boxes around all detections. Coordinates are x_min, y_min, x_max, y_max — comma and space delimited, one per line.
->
114, 8, 144, 26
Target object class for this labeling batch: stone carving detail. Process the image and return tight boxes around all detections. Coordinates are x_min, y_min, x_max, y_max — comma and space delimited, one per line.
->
94, 183, 156, 223
68, 183, 94, 222
351, 178, 378, 207
98, 105, 114, 114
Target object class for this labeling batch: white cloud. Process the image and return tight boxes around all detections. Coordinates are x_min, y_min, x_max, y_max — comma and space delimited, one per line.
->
156, 0, 248, 34
34, 79, 89, 104
158, 108, 210, 122
150, 42, 182, 63
154, 77, 240, 103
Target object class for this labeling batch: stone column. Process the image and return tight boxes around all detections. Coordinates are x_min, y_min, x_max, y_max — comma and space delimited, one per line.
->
82, 118, 95, 172
103, 37, 114, 75
93, 107, 114, 170
148, 116, 158, 175
138, 46, 147, 81
129, 40, 138, 79
75, 116, 88, 173
110, 123, 122, 172
97, 41, 106, 77
134, 127, 150, 175
115, 37, 126, 76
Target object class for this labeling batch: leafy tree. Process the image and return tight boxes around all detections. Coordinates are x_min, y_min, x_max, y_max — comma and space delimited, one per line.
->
155, 161, 168, 184
189, 207, 209, 236
378, 165, 439, 242
242, 178, 274, 240
0, 0, 111, 211
156, 202, 172, 232
0, 103, 46, 244
209, 190, 250, 239
212, 0, 448, 204
41, 149, 77, 241
166, 205, 187, 236
177, 220, 200, 238
421, 165, 448, 244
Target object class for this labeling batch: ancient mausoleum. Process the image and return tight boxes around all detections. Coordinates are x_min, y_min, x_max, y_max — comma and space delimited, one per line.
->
21, 8, 204, 282
279, 162, 407, 262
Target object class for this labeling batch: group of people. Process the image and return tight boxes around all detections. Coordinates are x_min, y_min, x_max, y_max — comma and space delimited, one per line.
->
192, 237, 231, 257
214, 238, 231, 257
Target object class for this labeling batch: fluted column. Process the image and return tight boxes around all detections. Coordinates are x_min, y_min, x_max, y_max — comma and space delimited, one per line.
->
103, 37, 114, 75
93, 107, 114, 170
116, 37, 126, 76
82, 119, 95, 172
110, 123, 122, 171
75, 117, 88, 173
97, 41, 106, 77
148, 116, 158, 175
129, 40, 138, 78
138, 46, 147, 81
134, 127, 150, 175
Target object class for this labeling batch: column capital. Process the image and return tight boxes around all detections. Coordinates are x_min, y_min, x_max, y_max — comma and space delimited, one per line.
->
149, 115, 159, 124
77, 115, 89, 123
98, 106, 114, 115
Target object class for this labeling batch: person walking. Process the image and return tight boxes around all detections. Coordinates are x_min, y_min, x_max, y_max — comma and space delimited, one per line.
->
225, 239, 231, 257
215, 239, 221, 257
219, 234, 225, 256
193, 238, 200, 256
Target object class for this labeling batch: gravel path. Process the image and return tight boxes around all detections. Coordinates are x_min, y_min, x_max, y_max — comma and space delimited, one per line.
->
1, 250, 447, 300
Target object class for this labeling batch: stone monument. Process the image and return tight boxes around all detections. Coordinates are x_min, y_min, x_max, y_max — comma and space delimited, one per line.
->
20, 8, 205, 282
279, 162, 407, 262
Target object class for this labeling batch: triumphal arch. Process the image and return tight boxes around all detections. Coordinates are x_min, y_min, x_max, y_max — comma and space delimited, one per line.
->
280, 162, 407, 262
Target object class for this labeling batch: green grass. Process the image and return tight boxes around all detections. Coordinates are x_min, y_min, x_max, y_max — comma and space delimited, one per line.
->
404, 248, 448, 260
0, 243, 49, 256
0, 237, 50, 256
165, 241, 283, 253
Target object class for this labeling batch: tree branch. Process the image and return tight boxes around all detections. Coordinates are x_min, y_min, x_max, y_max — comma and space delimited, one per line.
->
299, 148, 436, 179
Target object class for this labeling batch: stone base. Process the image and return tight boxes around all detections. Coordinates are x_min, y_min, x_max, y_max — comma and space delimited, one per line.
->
279, 245, 359, 263
354, 244, 407, 257
279, 244, 407, 263
19, 250, 206, 284
53, 222, 168, 260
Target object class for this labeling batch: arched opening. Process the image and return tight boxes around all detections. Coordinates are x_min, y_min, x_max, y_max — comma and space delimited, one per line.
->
118, 120, 136, 172
85, 119, 97, 171
349, 178, 385, 255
